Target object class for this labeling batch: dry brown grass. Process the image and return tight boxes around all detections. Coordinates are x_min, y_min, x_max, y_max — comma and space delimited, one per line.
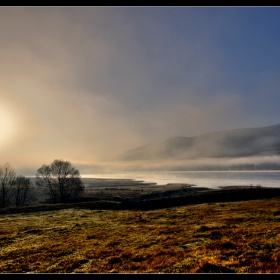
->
1, 197, 280, 273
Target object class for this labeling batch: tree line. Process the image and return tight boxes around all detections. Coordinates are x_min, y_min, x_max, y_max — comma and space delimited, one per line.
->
0, 159, 84, 209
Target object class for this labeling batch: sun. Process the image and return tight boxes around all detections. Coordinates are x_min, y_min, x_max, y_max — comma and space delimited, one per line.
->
0, 107, 17, 148
0, 88, 45, 150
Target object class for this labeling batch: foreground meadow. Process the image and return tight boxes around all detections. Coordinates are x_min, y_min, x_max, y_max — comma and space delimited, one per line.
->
1, 197, 280, 273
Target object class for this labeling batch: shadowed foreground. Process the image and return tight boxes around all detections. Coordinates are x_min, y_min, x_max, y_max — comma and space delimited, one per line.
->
1, 194, 280, 273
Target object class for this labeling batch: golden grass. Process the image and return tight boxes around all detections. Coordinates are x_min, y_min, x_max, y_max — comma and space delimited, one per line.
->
1, 197, 280, 273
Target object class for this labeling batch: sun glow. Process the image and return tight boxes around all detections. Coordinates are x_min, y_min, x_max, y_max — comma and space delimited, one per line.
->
0, 106, 17, 148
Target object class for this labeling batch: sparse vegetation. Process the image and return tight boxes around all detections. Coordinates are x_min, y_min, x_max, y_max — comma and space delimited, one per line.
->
1, 197, 280, 273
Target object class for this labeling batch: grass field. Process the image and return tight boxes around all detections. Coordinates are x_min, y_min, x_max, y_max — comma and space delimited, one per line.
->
1, 196, 280, 273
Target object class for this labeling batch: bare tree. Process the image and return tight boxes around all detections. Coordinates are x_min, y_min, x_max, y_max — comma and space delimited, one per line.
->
0, 163, 16, 208
36, 159, 84, 203
12, 176, 36, 207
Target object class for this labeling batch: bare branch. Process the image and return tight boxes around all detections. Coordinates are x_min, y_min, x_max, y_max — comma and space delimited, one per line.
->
36, 159, 84, 203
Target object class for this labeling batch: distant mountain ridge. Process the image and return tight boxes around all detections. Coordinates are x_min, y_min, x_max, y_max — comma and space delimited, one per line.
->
120, 124, 280, 161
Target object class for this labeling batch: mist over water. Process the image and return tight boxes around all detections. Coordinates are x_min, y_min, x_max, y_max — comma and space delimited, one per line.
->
81, 171, 280, 189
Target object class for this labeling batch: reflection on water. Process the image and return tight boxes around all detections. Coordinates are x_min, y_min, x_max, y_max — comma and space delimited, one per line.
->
81, 171, 280, 189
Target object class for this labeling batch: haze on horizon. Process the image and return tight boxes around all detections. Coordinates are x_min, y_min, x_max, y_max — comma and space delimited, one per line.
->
1, 7, 280, 175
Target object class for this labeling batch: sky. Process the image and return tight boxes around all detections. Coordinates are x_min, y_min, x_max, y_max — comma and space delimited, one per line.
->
1, 6, 280, 175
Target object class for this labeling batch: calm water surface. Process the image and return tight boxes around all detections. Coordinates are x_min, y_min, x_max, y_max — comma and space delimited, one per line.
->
82, 171, 280, 189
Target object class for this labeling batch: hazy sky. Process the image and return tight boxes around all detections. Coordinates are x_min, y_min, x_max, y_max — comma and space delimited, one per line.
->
1, 7, 280, 174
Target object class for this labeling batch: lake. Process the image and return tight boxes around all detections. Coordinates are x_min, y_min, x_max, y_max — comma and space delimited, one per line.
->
81, 171, 280, 189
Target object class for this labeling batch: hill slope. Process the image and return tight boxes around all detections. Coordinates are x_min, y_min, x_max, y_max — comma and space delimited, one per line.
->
121, 124, 280, 161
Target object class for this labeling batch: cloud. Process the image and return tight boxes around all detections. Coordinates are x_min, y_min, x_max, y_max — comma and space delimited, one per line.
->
1, 7, 280, 174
